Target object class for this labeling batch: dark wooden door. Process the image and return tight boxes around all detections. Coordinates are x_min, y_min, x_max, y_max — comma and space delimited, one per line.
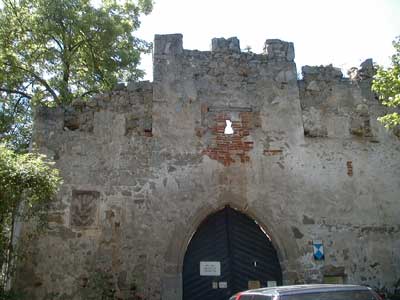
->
183, 206, 282, 300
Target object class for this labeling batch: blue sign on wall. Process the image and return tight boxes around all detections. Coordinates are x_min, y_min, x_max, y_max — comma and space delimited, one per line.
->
313, 240, 325, 260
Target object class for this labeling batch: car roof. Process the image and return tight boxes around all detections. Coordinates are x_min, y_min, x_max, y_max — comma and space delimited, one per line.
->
242, 284, 372, 297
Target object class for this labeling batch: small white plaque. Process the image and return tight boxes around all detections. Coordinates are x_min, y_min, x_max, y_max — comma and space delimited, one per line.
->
267, 281, 277, 287
212, 282, 218, 289
200, 261, 221, 276
219, 281, 228, 289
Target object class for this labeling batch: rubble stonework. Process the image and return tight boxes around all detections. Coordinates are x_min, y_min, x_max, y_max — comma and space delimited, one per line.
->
17, 34, 400, 299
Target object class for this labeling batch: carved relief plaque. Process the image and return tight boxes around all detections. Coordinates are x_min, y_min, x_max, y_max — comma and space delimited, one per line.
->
70, 190, 100, 227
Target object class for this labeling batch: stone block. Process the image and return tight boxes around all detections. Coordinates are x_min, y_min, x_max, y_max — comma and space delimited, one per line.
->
359, 58, 375, 78
35, 106, 64, 124
302, 65, 343, 82
127, 80, 153, 92
322, 265, 346, 276
211, 37, 240, 53
154, 34, 183, 56
264, 39, 295, 61
70, 190, 100, 228
64, 108, 94, 132
64, 108, 80, 131
113, 82, 126, 91
125, 115, 141, 135
287, 42, 295, 61
161, 275, 182, 300
349, 116, 372, 137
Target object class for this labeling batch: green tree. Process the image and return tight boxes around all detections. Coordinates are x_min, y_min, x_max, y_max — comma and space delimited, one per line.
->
0, 0, 153, 150
0, 96, 32, 152
0, 145, 61, 298
372, 37, 400, 128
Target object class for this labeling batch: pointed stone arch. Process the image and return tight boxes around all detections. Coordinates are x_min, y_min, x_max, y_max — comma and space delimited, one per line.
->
161, 203, 293, 300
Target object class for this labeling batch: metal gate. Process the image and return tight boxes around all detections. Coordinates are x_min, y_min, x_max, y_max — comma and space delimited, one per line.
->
183, 206, 282, 300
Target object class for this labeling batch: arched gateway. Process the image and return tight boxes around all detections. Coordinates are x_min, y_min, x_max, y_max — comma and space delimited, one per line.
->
183, 206, 282, 300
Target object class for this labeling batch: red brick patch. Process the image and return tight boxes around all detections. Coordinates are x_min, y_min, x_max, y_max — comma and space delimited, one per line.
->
346, 161, 353, 176
201, 113, 254, 166
263, 149, 283, 156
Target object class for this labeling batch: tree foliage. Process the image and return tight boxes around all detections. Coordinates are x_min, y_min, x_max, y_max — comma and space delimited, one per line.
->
0, 0, 153, 150
0, 145, 61, 297
372, 37, 400, 128
0, 97, 32, 152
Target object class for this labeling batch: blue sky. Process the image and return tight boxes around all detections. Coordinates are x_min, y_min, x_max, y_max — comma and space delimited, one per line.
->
135, 0, 400, 80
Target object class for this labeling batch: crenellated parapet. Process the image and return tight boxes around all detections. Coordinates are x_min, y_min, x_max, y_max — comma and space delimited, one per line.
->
298, 60, 398, 140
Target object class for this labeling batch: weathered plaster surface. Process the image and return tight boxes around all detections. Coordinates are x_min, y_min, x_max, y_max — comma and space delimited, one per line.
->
17, 34, 400, 299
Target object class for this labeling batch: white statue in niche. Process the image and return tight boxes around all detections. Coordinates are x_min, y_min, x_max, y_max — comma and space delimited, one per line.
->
224, 120, 234, 135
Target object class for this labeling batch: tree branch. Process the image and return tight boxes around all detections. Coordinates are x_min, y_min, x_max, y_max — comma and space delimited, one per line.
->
9, 64, 60, 103
70, 38, 89, 54
29, 72, 59, 103
0, 88, 32, 100
79, 89, 98, 98
50, 35, 64, 52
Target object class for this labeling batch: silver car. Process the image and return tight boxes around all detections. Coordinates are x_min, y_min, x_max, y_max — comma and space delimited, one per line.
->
229, 284, 381, 300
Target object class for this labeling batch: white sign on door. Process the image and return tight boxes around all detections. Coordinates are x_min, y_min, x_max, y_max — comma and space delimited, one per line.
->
267, 281, 277, 287
200, 261, 221, 276
219, 281, 228, 289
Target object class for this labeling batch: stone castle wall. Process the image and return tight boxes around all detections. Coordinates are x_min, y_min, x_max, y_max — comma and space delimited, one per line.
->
17, 34, 400, 299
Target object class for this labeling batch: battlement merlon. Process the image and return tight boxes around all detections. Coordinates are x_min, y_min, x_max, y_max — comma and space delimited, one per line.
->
211, 37, 241, 53
153, 34, 295, 61
154, 34, 183, 56
264, 39, 295, 62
